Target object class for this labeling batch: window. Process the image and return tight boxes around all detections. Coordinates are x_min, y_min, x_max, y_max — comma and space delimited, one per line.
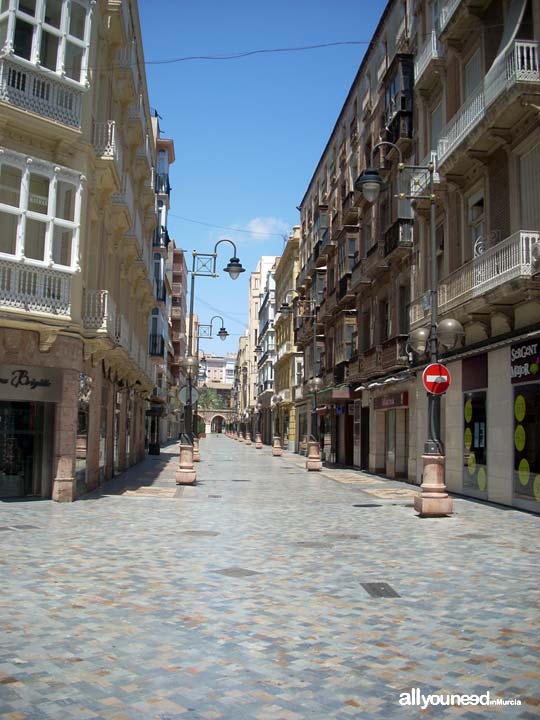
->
0, 149, 81, 269
360, 309, 371, 352
378, 299, 389, 343
468, 193, 485, 258
398, 285, 410, 335
430, 101, 443, 153
7, 0, 90, 83
464, 48, 482, 100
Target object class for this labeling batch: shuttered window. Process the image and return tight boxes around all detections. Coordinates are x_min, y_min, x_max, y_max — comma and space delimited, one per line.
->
520, 143, 540, 229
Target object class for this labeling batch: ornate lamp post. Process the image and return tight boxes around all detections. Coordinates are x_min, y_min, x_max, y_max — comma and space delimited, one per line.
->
355, 141, 463, 516
255, 401, 263, 448
271, 393, 283, 456
184, 239, 245, 446
279, 291, 322, 471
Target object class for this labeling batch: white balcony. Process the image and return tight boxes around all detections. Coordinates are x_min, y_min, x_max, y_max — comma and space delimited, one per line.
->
93, 121, 123, 177
410, 151, 440, 198
276, 341, 292, 360
83, 289, 116, 337
0, 257, 71, 315
439, 0, 461, 33
410, 231, 540, 326
116, 41, 139, 95
112, 173, 135, 221
0, 56, 83, 128
437, 41, 539, 166
136, 133, 153, 172
415, 31, 443, 87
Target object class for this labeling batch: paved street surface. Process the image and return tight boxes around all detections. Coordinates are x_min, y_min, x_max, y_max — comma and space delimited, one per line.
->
1, 435, 539, 719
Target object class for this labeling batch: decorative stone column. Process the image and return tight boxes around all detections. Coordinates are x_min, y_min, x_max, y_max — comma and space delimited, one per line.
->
272, 435, 282, 456
414, 454, 453, 517
176, 443, 197, 485
52, 369, 79, 501
193, 437, 201, 462
306, 440, 322, 471
245, 432, 252, 445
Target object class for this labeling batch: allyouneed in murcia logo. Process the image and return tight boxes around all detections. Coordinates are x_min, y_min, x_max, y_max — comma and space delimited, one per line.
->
399, 688, 522, 710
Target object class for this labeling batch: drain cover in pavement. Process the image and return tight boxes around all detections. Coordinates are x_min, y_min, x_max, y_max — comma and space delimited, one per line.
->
231, 479, 250, 482
0, 525, 40, 531
324, 533, 361, 540
361, 582, 400, 598
215, 567, 261, 578
353, 504, 382, 508
208, 495, 222, 498
181, 530, 220, 537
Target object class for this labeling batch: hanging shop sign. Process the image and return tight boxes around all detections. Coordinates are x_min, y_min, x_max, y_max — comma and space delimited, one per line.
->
511, 340, 540, 384
0, 365, 61, 402
373, 391, 409, 410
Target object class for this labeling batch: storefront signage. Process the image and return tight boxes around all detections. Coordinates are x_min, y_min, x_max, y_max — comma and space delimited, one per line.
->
511, 341, 540, 384
373, 391, 408, 410
0, 365, 61, 402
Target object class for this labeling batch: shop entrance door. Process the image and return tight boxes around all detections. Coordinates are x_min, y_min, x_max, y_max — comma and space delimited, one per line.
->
360, 407, 370, 470
386, 409, 396, 478
0, 401, 54, 498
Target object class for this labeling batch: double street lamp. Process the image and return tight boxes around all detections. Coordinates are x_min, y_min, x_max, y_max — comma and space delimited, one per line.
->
355, 141, 464, 516
183, 239, 245, 442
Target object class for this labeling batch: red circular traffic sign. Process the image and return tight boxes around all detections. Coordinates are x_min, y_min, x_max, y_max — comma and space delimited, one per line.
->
422, 363, 451, 395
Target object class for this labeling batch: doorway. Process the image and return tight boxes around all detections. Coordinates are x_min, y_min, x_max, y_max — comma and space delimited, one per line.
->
386, 409, 396, 477
0, 401, 54, 498
360, 407, 370, 470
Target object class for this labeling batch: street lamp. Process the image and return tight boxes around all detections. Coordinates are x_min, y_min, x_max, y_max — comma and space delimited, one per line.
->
185, 239, 245, 443
355, 140, 464, 517
279, 288, 323, 470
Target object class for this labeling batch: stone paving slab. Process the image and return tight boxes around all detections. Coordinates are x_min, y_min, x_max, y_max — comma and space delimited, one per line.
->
0, 435, 538, 719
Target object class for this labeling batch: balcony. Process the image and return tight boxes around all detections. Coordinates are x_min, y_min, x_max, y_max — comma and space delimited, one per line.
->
83, 289, 116, 339
342, 191, 359, 224
0, 258, 71, 316
337, 274, 355, 302
0, 56, 84, 129
171, 282, 183, 297
410, 231, 540, 327
363, 244, 390, 280
93, 121, 123, 185
384, 219, 413, 258
439, 0, 461, 33
414, 31, 443, 91
258, 379, 274, 395
112, 173, 135, 227
276, 341, 292, 361
153, 225, 170, 250
116, 41, 139, 100
410, 151, 440, 199
439, 0, 491, 42
149, 333, 165, 358
136, 133, 153, 175
383, 106, 413, 151
257, 348, 275, 368
155, 172, 171, 196
154, 279, 167, 304
437, 41, 540, 169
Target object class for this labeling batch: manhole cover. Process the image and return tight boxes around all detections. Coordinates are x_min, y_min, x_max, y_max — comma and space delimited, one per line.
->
231, 479, 250, 482
352, 504, 382, 508
361, 582, 400, 598
215, 567, 261, 578
324, 533, 361, 540
181, 530, 220, 537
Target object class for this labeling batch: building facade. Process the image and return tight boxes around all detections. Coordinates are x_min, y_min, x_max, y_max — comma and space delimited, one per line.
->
257, 258, 279, 445
274, 227, 302, 451
294, 0, 540, 511
0, 1, 172, 499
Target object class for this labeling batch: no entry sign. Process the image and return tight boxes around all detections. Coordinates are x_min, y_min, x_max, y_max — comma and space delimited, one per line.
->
422, 363, 451, 395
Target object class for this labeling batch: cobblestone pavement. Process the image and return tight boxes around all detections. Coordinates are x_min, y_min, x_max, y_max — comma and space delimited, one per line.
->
1, 435, 539, 720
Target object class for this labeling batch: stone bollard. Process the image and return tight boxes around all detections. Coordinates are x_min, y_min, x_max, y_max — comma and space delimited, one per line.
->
272, 435, 283, 457
306, 440, 322, 471
176, 443, 197, 485
255, 433, 263, 449
238, 433, 244, 443
193, 437, 201, 462
245, 432, 252, 445
414, 454, 453, 517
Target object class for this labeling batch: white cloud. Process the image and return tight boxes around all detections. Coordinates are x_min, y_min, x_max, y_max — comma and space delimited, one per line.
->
244, 217, 290, 241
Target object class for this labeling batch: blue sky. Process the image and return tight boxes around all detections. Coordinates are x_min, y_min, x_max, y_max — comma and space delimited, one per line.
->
139, 0, 387, 354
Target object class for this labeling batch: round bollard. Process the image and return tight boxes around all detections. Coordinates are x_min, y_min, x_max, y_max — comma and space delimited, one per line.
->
176, 443, 197, 484
272, 435, 283, 457
306, 440, 322, 471
245, 432, 252, 446
193, 437, 201, 462
255, 433, 263, 449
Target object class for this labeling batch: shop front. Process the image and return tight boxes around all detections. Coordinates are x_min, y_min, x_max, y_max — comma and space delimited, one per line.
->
372, 390, 409, 479
0, 365, 59, 498
511, 339, 540, 512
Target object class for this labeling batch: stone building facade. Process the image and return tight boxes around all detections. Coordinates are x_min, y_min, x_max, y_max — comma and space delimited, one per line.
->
0, 1, 170, 499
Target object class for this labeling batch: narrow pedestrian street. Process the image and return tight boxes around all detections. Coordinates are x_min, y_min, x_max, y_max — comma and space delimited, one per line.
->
1, 436, 539, 719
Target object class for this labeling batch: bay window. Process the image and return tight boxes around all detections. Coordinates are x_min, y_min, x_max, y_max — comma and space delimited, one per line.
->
0, 147, 82, 269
